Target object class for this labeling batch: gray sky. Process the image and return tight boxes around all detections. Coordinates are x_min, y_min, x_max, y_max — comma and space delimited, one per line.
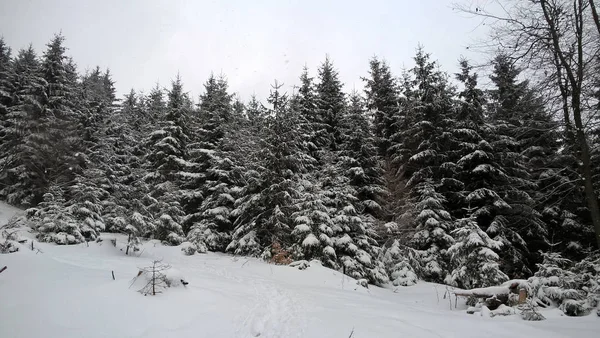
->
0, 0, 487, 102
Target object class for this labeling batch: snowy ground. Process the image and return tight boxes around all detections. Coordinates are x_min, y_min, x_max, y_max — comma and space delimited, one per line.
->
1, 203, 598, 338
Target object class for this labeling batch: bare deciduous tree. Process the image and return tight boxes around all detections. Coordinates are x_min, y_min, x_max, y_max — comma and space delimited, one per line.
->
454, 0, 600, 249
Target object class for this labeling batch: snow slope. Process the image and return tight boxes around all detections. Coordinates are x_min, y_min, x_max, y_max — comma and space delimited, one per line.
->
0, 202, 598, 338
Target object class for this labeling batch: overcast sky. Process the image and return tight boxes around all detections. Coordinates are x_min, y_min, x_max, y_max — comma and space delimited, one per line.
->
0, 0, 487, 102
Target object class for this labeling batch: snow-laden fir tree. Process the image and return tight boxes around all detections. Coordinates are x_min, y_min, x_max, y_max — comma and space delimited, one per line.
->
65, 169, 107, 240
340, 92, 386, 218
445, 217, 508, 289
143, 76, 189, 244
228, 81, 315, 258
291, 66, 327, 162
0, 46, 45, 205
362, 57, 398, 156
382, 239, 419, 286
26, 185, 83, 244
408, 181, 453, 282
388, 48, 456, 282
316, 56, 346, 151
323, 162, 389, 285
186, 138, 245, 253
288, 177, 337, 266
485, 54, 548, 277
180, 74, 233, 226
0, 38, 14, 152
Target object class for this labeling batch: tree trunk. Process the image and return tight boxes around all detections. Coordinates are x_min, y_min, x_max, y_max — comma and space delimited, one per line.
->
540, 0, 600, 249
589, 0, 600, 36
573, 103, 600, 249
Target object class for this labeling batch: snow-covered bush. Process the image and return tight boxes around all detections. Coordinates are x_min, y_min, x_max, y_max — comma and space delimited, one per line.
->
527, 252, 600, 316
180, 241, 197, 255
27, 186, 86, 245
289, 260, 311, 270
382, 239, 418, 287
520, 300, 546, 321
445, 218, 508, 289
0, 216, 24, 254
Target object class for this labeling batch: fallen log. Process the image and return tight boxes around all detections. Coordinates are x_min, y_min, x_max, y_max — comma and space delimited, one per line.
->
453, 282, 522, 298
452, 281, 527, 310
0, 266, 6, 274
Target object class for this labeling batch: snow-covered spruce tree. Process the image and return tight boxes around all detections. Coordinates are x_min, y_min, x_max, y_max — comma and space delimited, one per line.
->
362, 56, 399, 156
0, 38, 14, 152
445, 217, 508, 289
340, 92, 387, 218
143, 76, 189, 244
61, 66, 119, 240
36, 34, 83, 186
0, 46, 46, 206
65, 170, 108, 240
408, 181, 453, 282
291, 66, 327, 161
228, 81, 315, 258
485, 54, 549, 276
387, 48, 456, 282
316, 56, 346, 151
181, 74, 233, 229
185, 133, 246, 253
382, 239, 418, 286
145, 84, 167, 129
180, 75, 236, 238
26, 185, 83, 244
246, 94, 267, 126
288, 176, 337, 266
323, 161, 389, 285
527, 251, 600, 316
100, 91, 150, 235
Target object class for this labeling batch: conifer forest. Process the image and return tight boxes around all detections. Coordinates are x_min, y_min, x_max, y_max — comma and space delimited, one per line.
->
1, 1, 600, 316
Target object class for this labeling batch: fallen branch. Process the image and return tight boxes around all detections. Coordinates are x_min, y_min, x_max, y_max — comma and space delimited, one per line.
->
0, 266, 6, 274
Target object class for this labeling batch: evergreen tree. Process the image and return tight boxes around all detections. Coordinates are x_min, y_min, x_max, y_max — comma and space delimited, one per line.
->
316, 56, 345, 150
143, 76, 189, 244
340, 92, 386, 218
0, 45, 45, 206
26, 185, 82, 244
389, 48, 456, 282
292, 66, 326, 159
228, 81, 314, 257
246, 94, 267, 126
37, 34, 82, 191
181, 74, 233, 230
0, 37, 13, 150
485, 54, 550, 276
445, 217, 508, 289
362, 57, 398, 156
409, 181, 454, 282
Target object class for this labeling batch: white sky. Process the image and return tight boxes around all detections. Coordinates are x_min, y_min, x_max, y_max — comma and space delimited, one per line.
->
0, 0, 488, 102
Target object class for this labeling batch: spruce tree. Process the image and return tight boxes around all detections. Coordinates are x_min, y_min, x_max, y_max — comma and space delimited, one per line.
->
0, 45, 45, 206
0, 37, 13, 150
228, 81, 314, 258
316, 56, 345, 151
181, 74, 233, 231
486, 54, 549, 277
340, 92, 386, 218
445, 217, 508, 289
362, 57, 399, 156
388, 47, 456, 282
143, 76, 189, 244
292, 66, 326, 159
